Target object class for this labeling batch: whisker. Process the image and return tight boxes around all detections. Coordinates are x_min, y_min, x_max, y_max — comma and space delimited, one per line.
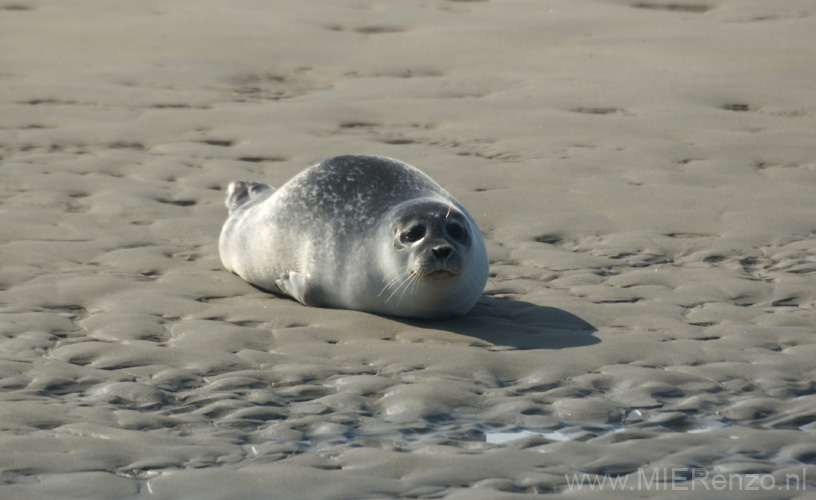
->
383, 280, 405, 304
391, 273, 415, 305
407, 274, 419, 301
382, 268, 415, 304
398, 272, 420, 306
379, 266, 411, 292
485, 276, 499, 290
458, 272, 482, 296
379, 268, 411, 297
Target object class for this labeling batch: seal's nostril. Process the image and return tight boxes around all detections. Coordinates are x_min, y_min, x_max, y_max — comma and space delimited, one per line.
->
433, 245, 453, 260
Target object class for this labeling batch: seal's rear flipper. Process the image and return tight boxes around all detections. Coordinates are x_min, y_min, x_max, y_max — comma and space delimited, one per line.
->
225, 181, 275, 214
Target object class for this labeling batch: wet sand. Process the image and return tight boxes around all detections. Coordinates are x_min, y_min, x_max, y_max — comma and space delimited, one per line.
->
2, 0, 816, 498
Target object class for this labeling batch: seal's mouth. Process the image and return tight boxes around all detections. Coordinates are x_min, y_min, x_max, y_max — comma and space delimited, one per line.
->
412, 269, 460, 280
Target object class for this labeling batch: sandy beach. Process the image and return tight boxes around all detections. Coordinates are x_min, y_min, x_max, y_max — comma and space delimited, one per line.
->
2, 0, 816, 498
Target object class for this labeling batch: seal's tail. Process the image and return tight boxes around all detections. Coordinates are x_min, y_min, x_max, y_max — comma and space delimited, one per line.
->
225, 181, 275, 214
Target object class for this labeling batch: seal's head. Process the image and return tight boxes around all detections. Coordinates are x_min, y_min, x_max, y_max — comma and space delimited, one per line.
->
392, 199, 471, 280
374, 197, 487, 318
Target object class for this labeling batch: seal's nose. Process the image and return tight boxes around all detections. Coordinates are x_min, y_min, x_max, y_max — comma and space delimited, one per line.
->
432, 245, 453, 260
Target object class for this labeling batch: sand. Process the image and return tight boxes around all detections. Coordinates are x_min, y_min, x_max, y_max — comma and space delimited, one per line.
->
1, 0, 816, 498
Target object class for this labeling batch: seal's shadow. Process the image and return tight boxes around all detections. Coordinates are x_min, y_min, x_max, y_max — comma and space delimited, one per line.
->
400, 296, 599, 350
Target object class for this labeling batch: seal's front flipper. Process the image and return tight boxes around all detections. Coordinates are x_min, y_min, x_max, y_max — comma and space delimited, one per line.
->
225, 181, 275, 214
276, 272, 326, 307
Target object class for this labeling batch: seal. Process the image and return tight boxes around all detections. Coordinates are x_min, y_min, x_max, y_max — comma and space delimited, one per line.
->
219, 155, 488, 319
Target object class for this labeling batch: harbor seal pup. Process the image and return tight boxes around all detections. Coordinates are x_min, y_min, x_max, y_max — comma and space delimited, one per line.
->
219, 155, 488, 319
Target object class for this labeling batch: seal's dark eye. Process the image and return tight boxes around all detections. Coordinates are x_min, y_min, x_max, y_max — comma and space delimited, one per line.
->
446, 223, 466, 241
400, 225, 426, 244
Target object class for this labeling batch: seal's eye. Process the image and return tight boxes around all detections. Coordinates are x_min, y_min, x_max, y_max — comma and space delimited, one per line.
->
446, 223, 466, 241
400, 225, 426, 244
